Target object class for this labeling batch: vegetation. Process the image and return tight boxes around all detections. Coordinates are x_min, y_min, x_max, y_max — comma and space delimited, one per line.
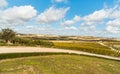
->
0, 28, 119, 56
0, 28, 16, 44
0, 55, 120, 74
0, 28, 54, 47
53, 41, 120, 57
0, 53, 68, 60
104, 42, 120, 46
12, 37, 54, 47
104, 41, 120, 50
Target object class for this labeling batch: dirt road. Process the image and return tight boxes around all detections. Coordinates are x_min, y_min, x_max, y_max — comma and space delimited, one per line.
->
0, 47, 120, 61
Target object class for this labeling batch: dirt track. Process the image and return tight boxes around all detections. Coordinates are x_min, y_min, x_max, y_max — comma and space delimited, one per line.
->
0, 47, 120, 61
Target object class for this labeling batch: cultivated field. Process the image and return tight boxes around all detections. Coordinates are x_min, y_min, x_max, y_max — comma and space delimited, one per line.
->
0, 55, 120, 74
104, 41, 120, 50
53, 41, 120, 57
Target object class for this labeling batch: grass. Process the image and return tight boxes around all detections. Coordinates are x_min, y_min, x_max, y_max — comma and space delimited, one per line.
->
53, 41, 120, 57
0, 55, 120, 74
0, 53, 69, 60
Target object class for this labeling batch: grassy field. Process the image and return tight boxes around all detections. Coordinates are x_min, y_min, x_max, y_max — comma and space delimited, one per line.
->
0, 55, 120, 74
53, 41, 120, 57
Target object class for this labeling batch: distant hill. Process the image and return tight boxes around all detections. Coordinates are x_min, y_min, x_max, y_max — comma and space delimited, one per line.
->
16, 33, 118, 42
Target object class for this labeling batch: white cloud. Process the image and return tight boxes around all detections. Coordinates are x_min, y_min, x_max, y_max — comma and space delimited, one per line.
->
51, 0, 68, 3
61, 15, 81, 26
83, 9, 109, 22
36, 6, 69, 24
106, 26, 119, 33
80, 9, 110, 26
80, 4, 120, 35
110, 8, 120, 18
26, 26, 34, 29
0, 0, 8, 8
80, 25, 96, 32
73, 15, 81, 22
0, 5, 37, 26
65, 26, 78, 30
81, 6, 120, 26
107, 19, 120, 26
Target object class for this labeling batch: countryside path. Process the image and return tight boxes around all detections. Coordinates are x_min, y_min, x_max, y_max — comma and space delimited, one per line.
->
97, 42, 120, 53
0, 47, 120, 61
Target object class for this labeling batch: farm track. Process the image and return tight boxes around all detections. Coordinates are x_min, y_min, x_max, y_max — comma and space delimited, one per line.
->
97, 42, 120, 53
0, 47, 120, 61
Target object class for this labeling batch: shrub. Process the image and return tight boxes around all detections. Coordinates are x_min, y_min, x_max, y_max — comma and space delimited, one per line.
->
13, 37, 54, 47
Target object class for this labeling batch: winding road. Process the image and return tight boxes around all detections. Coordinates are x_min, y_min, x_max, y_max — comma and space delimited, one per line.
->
0, 47, 120, 61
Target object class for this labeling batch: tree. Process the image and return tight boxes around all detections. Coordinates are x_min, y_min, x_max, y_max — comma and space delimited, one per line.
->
1, 28, 16, 44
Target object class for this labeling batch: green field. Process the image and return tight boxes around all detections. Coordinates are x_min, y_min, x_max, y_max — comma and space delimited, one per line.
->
53, 41, 120, 57
0, 55, 120, 74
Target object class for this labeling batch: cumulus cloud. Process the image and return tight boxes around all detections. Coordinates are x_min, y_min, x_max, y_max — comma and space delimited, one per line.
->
80, 4, 120, 34
65, 26, 78, 30
107, 19, 120, 26
0, 5, 37, 26
106, 19, 120, 33
83, 9, 108, 22
81, 5, 120, 26
80, 25, 96, 32
51, 0, 68, 3
110, 8, 120, 18
26, 26, 34, 29
0, 0, 8, 8
61, 15, 81, 26
81, 9, 109, 26
106, 26, 120, 33
36, 6, 69, 24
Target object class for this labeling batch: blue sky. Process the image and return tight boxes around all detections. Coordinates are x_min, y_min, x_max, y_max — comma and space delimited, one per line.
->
0, 0, 120, 38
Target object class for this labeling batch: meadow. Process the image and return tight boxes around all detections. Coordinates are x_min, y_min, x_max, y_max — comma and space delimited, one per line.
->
0, 55, 120, 74
53, 41, 120, 57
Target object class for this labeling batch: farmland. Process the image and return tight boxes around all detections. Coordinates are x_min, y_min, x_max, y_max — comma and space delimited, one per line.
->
53, 41, 120, 57
104, 41, 120, 51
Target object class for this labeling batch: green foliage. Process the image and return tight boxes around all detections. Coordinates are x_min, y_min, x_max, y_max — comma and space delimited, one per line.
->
53, 42, 120, 57
1, 28, 16, 43
13, 37, 54, 47
33, 40, 54, 47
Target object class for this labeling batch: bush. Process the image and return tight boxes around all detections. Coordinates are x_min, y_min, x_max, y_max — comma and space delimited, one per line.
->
33, 40, 54, 47
13, 37, 54, 47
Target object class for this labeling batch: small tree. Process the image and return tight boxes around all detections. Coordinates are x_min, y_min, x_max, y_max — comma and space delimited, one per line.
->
1, 28, 16, 44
